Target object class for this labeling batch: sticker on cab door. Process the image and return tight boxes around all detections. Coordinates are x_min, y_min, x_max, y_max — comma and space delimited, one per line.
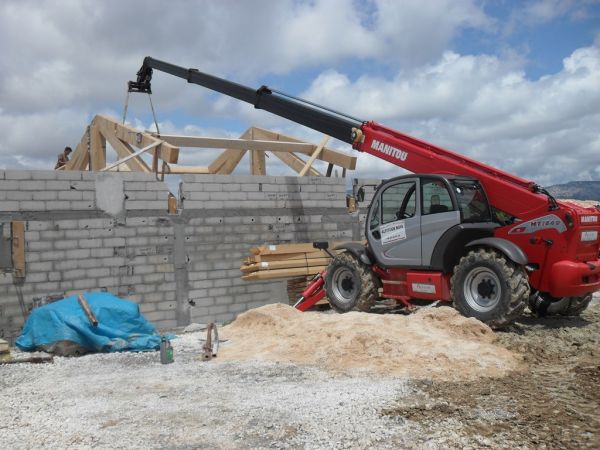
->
381, 220, 407, 244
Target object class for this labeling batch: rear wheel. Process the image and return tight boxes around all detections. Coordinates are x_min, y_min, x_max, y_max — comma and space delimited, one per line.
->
325, 252, 378, 313
451, 248, 529, 329
529, 292, 593, 316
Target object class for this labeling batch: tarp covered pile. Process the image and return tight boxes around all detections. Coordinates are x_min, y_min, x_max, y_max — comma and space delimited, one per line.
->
16, 292, 163, 355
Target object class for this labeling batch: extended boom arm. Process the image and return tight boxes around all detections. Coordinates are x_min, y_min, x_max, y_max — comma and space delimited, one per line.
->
130, 57, 552, 218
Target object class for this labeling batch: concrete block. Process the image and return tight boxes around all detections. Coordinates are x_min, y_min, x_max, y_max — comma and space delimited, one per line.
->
54, 171, 84, 181
7, 191, 33, 201
45, 201, 71, 210
125, 200, 167, 210
4, 171, 32, 180
69, 181, 95, 191
65, 249, 91, 259
32, 191, 58, 201
35, 281, 61, 291
0, 180, 19, 190
19, 180, 46, 191
73, 278, 97, 290
58, 191, 83, 200
208, 305, 228, 315
45, 180, 72, 190
69, 201, 95, 210
19, 201, 47, 211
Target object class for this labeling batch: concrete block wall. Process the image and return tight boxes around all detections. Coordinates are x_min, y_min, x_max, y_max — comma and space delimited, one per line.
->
0, 170, 354, 342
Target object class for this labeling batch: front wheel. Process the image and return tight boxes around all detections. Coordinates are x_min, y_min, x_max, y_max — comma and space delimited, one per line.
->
451, 249, 529, 329
324, 252, 378, 313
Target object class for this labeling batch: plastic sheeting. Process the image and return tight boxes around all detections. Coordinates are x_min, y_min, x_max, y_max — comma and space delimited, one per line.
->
16, 292, 164, 353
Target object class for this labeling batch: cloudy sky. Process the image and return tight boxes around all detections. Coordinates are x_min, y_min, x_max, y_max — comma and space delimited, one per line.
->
1, 0, 599, 186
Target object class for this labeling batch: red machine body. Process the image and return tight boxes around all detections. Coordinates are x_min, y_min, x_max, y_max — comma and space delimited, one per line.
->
353, 122, 600, 300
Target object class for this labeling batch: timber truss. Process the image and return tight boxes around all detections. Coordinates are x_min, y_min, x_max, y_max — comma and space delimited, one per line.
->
62, 115, 356, 177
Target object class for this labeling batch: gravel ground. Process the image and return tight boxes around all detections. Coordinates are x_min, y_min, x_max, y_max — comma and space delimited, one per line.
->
1, 296, 599, 449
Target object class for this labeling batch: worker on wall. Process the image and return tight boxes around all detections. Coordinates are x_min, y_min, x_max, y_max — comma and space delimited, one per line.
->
54, 146, 72, 169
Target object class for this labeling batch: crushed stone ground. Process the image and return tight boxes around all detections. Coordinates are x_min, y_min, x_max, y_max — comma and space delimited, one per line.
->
1, 296, 599, 449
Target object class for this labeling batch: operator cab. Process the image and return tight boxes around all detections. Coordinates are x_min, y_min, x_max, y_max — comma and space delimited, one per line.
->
366, 174, 494, 268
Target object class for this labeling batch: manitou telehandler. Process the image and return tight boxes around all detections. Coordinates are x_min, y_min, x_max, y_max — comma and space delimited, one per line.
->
129, 57, 600, 327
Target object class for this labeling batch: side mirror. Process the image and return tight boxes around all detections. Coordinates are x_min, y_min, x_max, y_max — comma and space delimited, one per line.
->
356, 187, 365, 203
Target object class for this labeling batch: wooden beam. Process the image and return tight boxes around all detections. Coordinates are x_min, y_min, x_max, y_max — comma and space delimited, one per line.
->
298, 135, 330, 176
208, 128, 252, 174
156, 134, 316, 153
65, 126, 90, 170
89, 124, 106, 171
95, 115, 179, 164
11, 221, 25, 278
101, 140, 162, 172
251, 127, 356, 169
250, 150, 266, 175
272, 151, 321, 176
96, 119, 151, 172
164, 165, 211, 174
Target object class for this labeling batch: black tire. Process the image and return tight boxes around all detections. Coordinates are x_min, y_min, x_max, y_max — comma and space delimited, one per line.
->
529, 292, 593, 316
324, 252, 378, 313
451, 248, 529, 329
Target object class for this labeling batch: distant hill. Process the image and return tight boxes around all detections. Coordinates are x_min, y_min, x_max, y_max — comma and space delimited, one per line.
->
546, 181, 600, 201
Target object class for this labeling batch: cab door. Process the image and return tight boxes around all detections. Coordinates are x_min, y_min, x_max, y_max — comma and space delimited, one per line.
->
367, 178, 422, 267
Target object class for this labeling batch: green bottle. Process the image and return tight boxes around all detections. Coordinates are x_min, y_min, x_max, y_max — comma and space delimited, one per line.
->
160, 337, 174, 364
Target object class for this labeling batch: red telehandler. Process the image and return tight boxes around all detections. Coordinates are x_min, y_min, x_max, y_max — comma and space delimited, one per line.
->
130, 57, 600, 327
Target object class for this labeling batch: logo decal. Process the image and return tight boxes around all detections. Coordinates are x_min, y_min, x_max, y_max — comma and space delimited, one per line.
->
371, 139, 408, 162
412, 283, 436, 294
508, 214, 566, 235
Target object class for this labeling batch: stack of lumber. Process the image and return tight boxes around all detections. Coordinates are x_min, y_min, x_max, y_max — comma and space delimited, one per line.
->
241, 242, 343, 281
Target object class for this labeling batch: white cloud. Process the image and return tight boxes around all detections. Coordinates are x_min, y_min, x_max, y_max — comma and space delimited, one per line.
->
298, 43, 600, 185
0, 0, 597, 187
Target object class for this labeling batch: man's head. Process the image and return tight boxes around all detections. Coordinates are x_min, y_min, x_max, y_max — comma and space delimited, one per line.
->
431, 194, 440, 205
64, 146, 72, 155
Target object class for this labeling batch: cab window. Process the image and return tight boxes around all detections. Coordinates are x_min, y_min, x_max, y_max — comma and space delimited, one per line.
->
381, 182, 416, 224
422, 179, 453, 215
451, 180, 492, 222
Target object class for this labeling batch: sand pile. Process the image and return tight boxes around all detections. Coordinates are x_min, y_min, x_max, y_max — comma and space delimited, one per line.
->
219, 304, 522, 381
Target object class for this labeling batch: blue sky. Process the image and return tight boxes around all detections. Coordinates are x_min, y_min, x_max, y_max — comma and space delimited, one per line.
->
1, 0, 599, 186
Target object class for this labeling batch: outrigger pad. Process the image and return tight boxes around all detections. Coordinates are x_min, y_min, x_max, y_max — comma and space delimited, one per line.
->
313, 241, 329, 250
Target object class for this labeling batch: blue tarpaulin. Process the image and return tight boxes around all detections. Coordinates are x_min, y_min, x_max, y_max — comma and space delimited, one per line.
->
16, 292, 164, 353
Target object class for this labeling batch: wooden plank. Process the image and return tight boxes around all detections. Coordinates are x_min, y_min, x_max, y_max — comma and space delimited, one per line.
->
96, 119, 151, 172
250, 150, 266, 175
241, 257, 332, 273
11, 221, 25, 278
65, 127, 90, 170
101, 141, 161, 172
157, 135, 315, 153
272, 151, 321, 176
250, 242, 345, 256
253, 249, 342, 262
242, 265, 328, 281
298, 135, 330, 176
95, 115, 179, 164
208, 128, 251, 174
252, 127, 356, 169
89, 124, 106, 170
164, 165, 211, 174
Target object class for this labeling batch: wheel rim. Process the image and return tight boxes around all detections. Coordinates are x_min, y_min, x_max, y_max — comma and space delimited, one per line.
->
463, 267, 502, 312
331, 266, 359, 306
